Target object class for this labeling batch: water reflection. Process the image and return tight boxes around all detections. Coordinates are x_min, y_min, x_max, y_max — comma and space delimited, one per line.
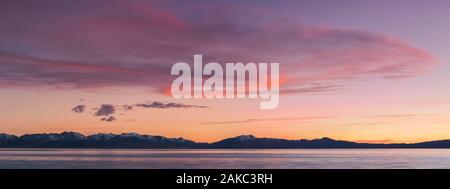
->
0, 149, 449, 169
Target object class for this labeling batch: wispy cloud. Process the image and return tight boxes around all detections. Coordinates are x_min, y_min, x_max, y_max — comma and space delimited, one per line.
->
332, 122, 393, 127
201, 115, 334, 125
367, 113, 450, 119
280, 84, 345, 95
135, 102, 208, 109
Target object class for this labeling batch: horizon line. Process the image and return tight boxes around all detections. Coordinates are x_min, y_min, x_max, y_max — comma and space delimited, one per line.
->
1, 131, 449, 145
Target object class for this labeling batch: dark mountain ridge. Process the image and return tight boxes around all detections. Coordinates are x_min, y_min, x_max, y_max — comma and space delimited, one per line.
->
0, 132, 202, 148
0, 131, 449, 148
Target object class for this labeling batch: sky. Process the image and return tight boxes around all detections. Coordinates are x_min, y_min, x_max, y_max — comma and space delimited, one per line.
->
0, 0, 450, 143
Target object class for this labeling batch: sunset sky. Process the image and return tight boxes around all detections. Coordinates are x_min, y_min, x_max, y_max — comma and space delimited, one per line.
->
1, 0, 450, 143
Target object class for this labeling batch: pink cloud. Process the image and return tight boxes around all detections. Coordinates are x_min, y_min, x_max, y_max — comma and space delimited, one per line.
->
0, 1, 439, 94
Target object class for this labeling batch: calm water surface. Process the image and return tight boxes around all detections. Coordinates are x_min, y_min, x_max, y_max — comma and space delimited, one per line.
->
1, 149, 450, 169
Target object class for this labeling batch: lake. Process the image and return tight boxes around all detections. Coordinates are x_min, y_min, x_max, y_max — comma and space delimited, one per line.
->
0, 149, 450, 169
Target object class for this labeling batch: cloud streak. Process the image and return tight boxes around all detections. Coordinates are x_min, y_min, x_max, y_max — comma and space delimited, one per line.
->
201, 116, 334, 125
135, 102, 208, 109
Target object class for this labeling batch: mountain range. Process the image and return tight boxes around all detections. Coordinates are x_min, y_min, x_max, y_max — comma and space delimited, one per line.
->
1, 132, 450, 148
